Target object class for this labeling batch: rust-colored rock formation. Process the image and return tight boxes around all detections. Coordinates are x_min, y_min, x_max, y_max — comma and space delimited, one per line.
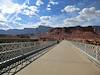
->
40, 26, 100, 45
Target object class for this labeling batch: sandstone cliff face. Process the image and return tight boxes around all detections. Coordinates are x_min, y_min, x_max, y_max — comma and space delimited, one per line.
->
40, 26, 100, 44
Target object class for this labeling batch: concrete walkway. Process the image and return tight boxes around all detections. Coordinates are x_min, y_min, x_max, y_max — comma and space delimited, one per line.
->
16, 40, 100, 75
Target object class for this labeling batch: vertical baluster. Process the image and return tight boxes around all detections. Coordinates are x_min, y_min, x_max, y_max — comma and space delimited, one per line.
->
96, 46, 98, 60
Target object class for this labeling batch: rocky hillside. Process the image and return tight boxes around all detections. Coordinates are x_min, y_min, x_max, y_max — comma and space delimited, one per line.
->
40, 26, 100, 45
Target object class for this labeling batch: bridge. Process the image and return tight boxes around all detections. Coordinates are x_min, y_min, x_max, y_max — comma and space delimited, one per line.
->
0, 40, 100, 75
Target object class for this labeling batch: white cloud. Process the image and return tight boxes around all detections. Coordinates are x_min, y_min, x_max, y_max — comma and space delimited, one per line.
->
0, 0, 40, 29
40, 16, 51, 21
36, 0, 44, 6
0, 0, 39, 20
0, 13, 7, 21
39, 15, 66, 27
79, 7, 100, 21
15, 17, 22, 21
0, 0, 24, 25
47, 7, 51, 11
46, 0, 58, 11
62, 5, 80, 13
28, 6, 39, 13
49, 0, 58, 5
0, 21, 14, 29
47, 4, 51, 8
64, 7, 100, 27
40, 16, 51, 24
11, 23, 38, 29
46, 4, 51, 11
0, 0, 22, 14
64, 18, 81, 27
22, 5, 39, 17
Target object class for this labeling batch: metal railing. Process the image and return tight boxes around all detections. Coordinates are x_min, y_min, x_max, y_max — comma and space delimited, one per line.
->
0, 41, 58, 75
71, 41, 100, 64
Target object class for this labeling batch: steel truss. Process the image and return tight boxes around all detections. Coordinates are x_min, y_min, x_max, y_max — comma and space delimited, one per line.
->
0, 41, 58, 75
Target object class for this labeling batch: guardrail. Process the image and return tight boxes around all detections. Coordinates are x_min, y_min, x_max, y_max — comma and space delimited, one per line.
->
71, 41, 100, 65
0, 41, 58, 75
0, 38, 39, 43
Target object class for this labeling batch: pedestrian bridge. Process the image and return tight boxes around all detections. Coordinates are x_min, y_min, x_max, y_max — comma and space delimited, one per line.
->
0, 40, 100, 75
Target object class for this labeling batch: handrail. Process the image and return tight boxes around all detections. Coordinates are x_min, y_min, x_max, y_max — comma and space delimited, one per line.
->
71, 41, 100, 64
0, 41, 58, 75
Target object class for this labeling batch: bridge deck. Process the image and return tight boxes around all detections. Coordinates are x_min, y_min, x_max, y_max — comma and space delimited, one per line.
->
16, 40, 100, 75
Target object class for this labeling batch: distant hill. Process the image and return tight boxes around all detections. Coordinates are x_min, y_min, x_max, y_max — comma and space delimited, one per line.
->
0, 25, 52, 35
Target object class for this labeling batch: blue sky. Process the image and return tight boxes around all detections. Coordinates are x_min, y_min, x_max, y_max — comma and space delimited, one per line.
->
0, 0, 100, 29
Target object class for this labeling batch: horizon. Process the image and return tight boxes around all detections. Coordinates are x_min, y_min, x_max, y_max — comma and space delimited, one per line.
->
0, 0, 100, 30
0, 25, 100, 31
